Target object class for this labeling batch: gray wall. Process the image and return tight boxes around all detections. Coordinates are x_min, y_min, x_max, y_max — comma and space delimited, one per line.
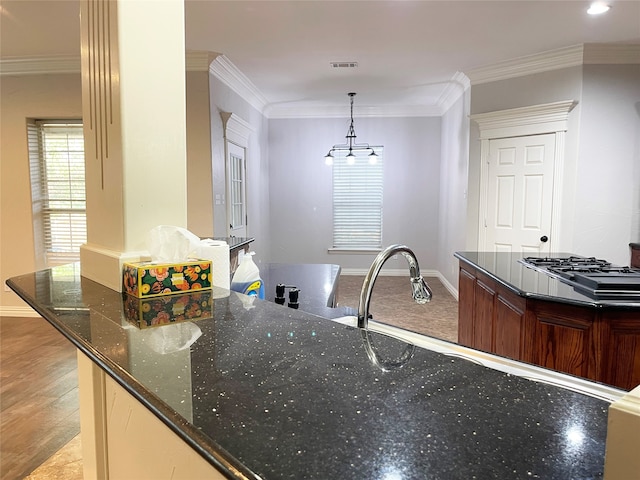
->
208, 76, 272, 266
267, 116, 442, 272
438, 89, 471, 290
467, 64, 640, 265
574, 64, 640, 265
468, 67, 584, 257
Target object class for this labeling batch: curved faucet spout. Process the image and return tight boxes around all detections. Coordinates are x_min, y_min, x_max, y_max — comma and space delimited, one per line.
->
357, 244, 433, 329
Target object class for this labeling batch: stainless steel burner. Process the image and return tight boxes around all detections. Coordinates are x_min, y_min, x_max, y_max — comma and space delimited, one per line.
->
520, 256, 640, 299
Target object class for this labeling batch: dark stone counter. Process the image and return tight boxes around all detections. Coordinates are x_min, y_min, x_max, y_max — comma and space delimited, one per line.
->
455, 251, 640, 309
261, 263, 345, 317
213, 236, 255, 251
6, 265, 621, 479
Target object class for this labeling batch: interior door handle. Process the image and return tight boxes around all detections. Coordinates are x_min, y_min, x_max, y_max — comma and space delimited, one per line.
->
540, 235, 549, 243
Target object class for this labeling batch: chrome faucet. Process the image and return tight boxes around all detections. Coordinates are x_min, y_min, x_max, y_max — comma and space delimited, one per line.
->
360, 329, 416, 371
357, 244, 433, 329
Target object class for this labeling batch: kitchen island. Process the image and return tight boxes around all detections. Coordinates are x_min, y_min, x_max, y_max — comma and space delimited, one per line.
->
455, 251, 640, 391
6, 264, 629, 479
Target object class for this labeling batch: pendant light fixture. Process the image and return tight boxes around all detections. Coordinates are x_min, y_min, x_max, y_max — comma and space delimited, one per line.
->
324, 92, 382, 166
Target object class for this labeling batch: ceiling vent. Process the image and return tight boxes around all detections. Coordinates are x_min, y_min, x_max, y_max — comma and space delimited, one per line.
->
330, 62, 358, 68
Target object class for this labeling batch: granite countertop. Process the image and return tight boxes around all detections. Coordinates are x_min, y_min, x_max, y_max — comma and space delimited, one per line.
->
260, 263, 345, 317
213, 236, 255, 250
7, 265, 623, 479
455, 251, 640, 309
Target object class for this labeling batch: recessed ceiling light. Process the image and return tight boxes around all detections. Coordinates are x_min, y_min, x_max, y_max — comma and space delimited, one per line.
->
587, 2, 610, 15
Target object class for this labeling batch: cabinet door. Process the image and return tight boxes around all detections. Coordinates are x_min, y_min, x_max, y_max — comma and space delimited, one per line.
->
602, 313, 640, 390
529, 302, 597, 381
458, 267, 476, 346
473, 278, 495, 352
493, 291, 526, 360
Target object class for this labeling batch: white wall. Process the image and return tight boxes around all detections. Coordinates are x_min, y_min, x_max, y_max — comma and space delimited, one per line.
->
267, 116, 441, 272
467, 64, 640, 266
573, 64, 640, 265
208, 76, 271, 266
438, 90, 471, 291
0, 73, 83, 311
467, 67, 584, 255
186, 70, 214, 237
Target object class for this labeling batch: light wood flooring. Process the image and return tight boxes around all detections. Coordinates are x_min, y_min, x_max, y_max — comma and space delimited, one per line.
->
0, 317, 80, 480
1, 276, 457, 479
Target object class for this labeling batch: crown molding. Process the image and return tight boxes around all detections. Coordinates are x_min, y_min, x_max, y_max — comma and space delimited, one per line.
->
470, 100, 578, 139
467, 43, 640, 86
220, 112, 254, 148
0, 54, 81, 75
266, 71, 469, 119
265, 102, 443, 119
437, 71, 470, 112
467, 45, 585, 85
209, 55, 268, 114
583, 43, 640, 64
186, 50, 221, 72
5, 42, 634, 116
0, 51, 218, 75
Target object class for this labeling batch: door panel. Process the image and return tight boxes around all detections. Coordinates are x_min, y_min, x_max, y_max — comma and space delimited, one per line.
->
484, 134, 555, 254
226, 142, 247, 237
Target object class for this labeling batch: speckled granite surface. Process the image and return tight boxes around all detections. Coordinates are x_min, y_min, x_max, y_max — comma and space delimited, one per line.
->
7, 265, 614, 479
455, 251, 640, 309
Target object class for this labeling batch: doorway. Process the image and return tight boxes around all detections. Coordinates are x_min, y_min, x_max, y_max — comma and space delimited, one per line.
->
484, 133, 556, 255
472, 100, 576, 255
221, 112, 253, 238
227, 142, 247, 238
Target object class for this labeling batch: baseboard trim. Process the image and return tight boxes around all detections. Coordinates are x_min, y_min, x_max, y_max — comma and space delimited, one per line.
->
437, 273, 459, 301
340, 268, 459, 300
0, 306, 41, 318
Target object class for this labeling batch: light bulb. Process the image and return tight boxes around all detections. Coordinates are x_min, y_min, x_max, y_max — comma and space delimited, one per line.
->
346, 152, 356, 165
324, 152, 334, 166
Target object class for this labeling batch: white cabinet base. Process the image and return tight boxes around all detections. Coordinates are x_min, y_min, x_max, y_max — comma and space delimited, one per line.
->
77, 351, 226, 479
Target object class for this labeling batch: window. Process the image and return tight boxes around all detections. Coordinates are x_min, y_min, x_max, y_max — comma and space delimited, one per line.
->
332, 148, 384, 249
227, 141, 247, 237
27, 120, 86, 267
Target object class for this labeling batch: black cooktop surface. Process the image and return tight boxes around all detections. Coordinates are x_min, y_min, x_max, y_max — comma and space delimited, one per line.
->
521, 256, 640, 298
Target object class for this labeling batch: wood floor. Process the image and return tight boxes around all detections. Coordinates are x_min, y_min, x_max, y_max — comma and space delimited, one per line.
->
0, 317, 80, 480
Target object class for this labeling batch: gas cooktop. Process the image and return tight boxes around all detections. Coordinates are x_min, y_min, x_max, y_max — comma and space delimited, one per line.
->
520, 256, 640, 299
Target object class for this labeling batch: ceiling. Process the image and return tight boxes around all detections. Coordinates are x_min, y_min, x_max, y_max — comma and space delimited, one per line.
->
2, 0, 640, 113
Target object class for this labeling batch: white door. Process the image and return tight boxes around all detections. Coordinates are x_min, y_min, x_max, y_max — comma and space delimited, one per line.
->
483, 133, 555, 255
226, 142, 247, 237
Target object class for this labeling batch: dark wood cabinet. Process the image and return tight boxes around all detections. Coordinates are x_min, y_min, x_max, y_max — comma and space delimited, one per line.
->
602, 313, 640, 390
459, 263, 640, 390
527, 301, 597, 382
494, 293, 526, 360
630, 243, 640, 268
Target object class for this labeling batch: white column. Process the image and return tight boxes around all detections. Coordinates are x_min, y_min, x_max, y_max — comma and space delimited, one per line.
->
79, 0, 187, 291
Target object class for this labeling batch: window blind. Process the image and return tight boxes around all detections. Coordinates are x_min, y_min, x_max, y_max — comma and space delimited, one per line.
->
28, 120, 86, 266
332, 148, 383, 248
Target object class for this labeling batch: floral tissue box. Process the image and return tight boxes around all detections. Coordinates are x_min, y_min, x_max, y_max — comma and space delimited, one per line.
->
123, 290, 213, 329
122, 260, 212, 298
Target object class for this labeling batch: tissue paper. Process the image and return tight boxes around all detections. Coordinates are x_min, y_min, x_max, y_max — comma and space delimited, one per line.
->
147, 225, 201, 263
123, 226, 216, 298
198, 239, 230, 290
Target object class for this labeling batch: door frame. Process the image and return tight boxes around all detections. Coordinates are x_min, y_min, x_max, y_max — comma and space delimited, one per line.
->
471, 100, 577, 253
221, 112, 253, 237
226, 141, 247, 237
